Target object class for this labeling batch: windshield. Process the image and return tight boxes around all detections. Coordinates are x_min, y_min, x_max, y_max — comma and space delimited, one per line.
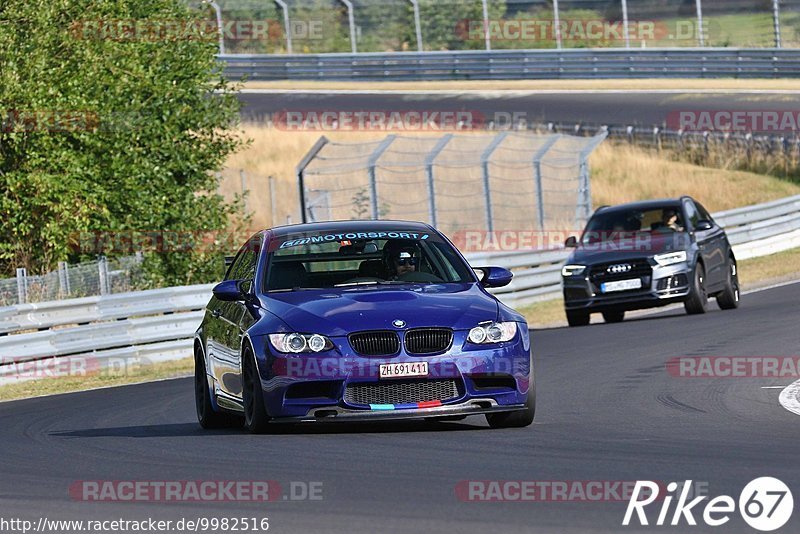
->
581, 205, 684, 244
264, 230, 475, 291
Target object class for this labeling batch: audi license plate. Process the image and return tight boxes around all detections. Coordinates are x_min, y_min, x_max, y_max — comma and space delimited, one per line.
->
600, 279, 642, 293
379, 362, 429, 379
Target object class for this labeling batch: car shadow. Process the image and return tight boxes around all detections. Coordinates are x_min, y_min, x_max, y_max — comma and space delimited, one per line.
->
50, 418, 489, 438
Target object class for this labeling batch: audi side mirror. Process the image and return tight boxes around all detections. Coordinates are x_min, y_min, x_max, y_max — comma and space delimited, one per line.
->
695, 220, 713, 232
565, 236, 578, 248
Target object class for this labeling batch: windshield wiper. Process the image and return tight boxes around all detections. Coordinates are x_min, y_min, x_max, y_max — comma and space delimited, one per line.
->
333, 281, 380, 287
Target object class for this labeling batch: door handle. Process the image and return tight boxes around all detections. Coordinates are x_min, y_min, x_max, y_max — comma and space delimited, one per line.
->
211, 309, 222, 318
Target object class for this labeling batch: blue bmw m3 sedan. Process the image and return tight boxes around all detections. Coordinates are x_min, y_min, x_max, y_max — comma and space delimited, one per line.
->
194, 220, 535, 433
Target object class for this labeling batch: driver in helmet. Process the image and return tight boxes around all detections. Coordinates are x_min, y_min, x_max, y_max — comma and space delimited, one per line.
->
383, 240, 418, 280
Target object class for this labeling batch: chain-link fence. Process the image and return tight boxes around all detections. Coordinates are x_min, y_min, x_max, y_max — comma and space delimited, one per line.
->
0, 256, 144, 307
296, 132, 607, 238
202, 0, 792, 54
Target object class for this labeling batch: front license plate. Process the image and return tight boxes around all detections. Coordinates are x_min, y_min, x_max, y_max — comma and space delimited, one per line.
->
379, 362, 429, 379
601, 278, 642, 293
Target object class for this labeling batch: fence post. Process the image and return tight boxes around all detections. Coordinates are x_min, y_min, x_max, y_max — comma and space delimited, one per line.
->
621, 0, 630, 49
240, 169, 248, 213
480, 132, 510, 235
576, 131, 609, 223
58, 261, 71, 297
695, 0, 705, 47
409, 0, 423, 51
98, 256, 109, 296
481, 0, 491, 51
296, 136, 329, 223
15, 267, 28, 304
366, 135, 397, 219
269, 175, 277, 227
424, 135, 453, 228
773, 0, 782, 48
339, 0, 357, 53
552, 0, 562, 49
204, 1, 225, 55
531, 135, 561, 232
274, 0, 293, 54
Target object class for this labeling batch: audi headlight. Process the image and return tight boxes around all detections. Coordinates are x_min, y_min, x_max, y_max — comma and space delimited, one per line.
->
562, 264, 587, 277
268, 333, 334, 353
654, 251, 687, 267
467, 322, 517, 344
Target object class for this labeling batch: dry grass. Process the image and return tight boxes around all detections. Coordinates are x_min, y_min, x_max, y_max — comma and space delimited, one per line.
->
241, 79, 800, 92
589, 143, 800, 212
222, 125, 800, 230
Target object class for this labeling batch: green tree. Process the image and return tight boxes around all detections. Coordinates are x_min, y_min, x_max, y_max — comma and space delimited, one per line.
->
0, 0, 246, 285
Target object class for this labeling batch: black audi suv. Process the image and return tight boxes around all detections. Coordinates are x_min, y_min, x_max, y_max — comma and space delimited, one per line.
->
561, 197, 740, 326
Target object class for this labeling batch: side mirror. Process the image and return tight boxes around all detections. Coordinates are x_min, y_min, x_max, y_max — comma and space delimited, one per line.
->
565, 236, 578, 248
695, 220, 713, 232
477, 266, 513, 288
212, 279, 245, 302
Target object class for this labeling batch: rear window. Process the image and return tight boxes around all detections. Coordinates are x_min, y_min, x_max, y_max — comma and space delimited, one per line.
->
265, 229, 474, 291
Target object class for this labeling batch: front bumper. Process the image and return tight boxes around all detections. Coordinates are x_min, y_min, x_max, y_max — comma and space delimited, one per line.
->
272, 398, 523, 423
563, 261, 692, 312
251, 326, 532, 419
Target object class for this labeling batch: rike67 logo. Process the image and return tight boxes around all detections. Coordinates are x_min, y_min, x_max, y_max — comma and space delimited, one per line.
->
623, 478, 793, 531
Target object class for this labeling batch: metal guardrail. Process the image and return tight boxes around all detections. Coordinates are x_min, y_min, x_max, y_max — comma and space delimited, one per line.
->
221, 48, 800, 81
1, 193, 799, 384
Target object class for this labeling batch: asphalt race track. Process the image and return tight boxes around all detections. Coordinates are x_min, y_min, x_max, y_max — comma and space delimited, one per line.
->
238, 90, 800, 128
1, 282, 798, 533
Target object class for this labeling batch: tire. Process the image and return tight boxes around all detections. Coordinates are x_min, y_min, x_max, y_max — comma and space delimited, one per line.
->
486, 375, 536, 429
242, 347, 272, 434
602, 310, 625, 323
716, 258, 740, 310
566, 309, 590, 327
195, 347, 242, 429
684, 263, 708, 315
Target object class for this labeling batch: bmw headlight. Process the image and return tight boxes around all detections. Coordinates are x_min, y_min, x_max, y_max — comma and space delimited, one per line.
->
268, 333, 334, 353
653, 251, 687, 267
561, 264, 586, 277
468, 322, 517, 344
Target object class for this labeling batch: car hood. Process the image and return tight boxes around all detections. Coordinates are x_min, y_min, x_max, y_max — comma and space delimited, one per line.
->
260, 283, 498, 336
569, 233, 690, 264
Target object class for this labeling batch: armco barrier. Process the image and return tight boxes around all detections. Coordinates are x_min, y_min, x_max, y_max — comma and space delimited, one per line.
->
221, 48, 800, 81
1, 194, 799, 383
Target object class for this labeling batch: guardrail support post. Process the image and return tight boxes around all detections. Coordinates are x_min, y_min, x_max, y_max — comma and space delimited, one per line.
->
532, 135, 561, 231
424, 134, 453, 228
366, 135, 397, 219
274, 0, 293, 54
695, 0, 705, 47
481, 132, 510, 235
15, 268, 27, 304
409, 0, 423, 51
58, 261, 71, 297
296, 136, 329, 223
98, 256, 109, 295
773, 0, 782, 48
